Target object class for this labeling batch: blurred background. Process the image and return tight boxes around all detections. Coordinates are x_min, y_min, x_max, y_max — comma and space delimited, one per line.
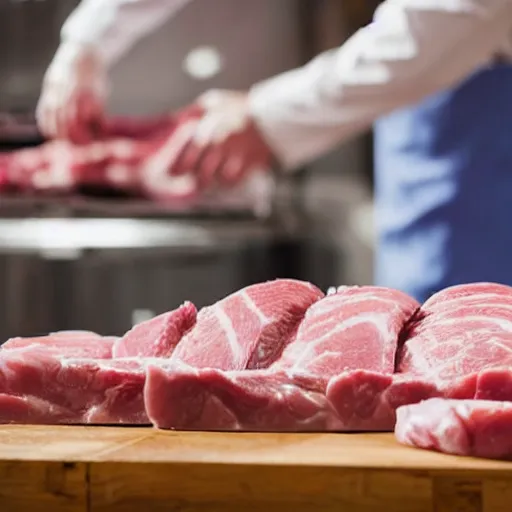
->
0, 0, 377, 340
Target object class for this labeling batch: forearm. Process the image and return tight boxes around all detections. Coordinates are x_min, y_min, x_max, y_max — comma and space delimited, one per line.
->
61, 0, 192, 67
249, 0, 512, 170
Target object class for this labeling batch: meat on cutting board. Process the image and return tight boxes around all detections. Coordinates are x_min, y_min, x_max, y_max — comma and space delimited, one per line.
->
395, 398, 512, 460
5, 278, 512, 451
274, 285, 419, 376
1, 331, 117, 359
0, 350, 148, 424
145, 285, 430, 431
145, 367, 338, 431
171, 279, 324, 371
113, 301, 197, 358
145, 366, 438, 432
397, 282, 512, 399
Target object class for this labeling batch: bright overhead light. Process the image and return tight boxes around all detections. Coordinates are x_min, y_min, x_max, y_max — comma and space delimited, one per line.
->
183, 46, 223, 80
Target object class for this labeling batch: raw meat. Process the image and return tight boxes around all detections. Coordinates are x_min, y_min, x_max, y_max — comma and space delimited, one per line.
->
145, 366, 438, 432
325, 371, 438, 431
171, 279, 324, 371
0, 394, 73, 425
145, 366, 338, 431
0, 109, 202, 202
275, 286, 419, 376
2, 331, 116, 359
398, 282, 512, 399
146, 285, 430, 431
113, 302, 197, 358
395, 397, 512, 460
0, 349, 148, 424
5, 279, 512, 439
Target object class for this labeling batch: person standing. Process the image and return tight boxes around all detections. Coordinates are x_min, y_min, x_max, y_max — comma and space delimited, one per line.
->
36, 0, 512, 302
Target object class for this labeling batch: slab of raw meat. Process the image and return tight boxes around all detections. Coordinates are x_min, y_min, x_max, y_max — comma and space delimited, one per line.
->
145, 366, 338, 431
274, 286, 420, 377
112, 302, 197, 358
0, 349, 148, 424
171, 279, 324, 371
145, 364, 438, 431
0, 394, 76, 425
395, 397, 512, 460
2, 331, 116, 359
397, 282, 512, 399
146, 285, 435, 431
0, 109, 202, 202
325, 371, 439, 431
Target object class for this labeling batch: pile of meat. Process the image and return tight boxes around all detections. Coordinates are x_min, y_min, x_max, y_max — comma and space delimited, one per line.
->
1, 279, 512, 460
0, 110, 204, 202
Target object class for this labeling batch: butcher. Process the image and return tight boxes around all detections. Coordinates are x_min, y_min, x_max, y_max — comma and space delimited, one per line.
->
36, 0, 512, 303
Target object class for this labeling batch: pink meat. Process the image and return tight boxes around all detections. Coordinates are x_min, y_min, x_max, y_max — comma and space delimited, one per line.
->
275, 286, 419, 376
113, 301, 197, 358
0, 394, 77, 425
171, 279, 324, 371
145, 365, 338, 431
146, 285, 429, 431
145, 365, 438, 432
8, 279, 512, 434
0, 349, 148, 424
0, 108, 203, 202
398, 282, 512, 400
395, 398, 512, 460
2, 331, 116, 359
325, 371, 438, 431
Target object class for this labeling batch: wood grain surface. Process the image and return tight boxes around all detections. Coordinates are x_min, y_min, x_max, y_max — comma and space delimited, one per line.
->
0, 425, 511, 512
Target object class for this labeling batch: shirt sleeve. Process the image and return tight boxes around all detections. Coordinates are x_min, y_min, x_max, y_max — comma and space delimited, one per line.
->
61, 0, 192, 67
249, 0, 512, 170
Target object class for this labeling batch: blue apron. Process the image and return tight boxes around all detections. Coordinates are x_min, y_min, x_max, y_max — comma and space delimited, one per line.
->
374, 62, 512, 303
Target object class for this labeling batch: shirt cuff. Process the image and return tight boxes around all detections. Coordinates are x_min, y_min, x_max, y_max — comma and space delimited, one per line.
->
248, 70, 358, 172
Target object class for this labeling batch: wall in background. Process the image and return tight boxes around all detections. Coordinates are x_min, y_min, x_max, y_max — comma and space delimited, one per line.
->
0, 0, 78, 112
109, 0, 303, 115
0, 0, 303, 116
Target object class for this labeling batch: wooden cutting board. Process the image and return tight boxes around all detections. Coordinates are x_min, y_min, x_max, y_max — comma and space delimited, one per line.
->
0, 425, 511, 512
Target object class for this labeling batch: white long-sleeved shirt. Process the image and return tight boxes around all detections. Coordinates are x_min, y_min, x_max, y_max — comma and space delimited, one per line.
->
61, 0, 191, 66
62, 0, 512, 169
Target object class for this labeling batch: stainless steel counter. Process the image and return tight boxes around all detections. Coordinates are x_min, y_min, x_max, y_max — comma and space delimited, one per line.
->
0, 212, 341, 342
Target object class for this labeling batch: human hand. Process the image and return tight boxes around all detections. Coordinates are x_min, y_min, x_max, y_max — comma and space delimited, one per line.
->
36, 42, 108, 144
167, 90, 273, 189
